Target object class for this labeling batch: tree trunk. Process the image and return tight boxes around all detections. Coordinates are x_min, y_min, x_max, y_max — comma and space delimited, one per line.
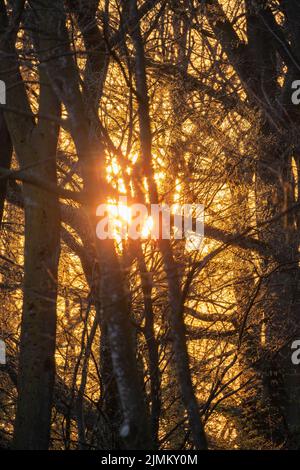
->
0, 111, 12, 227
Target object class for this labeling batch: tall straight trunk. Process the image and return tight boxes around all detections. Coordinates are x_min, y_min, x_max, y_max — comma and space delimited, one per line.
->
14, 148, 60, 449
0, 110, 12, 226
12, 84, 61, 449
98, 319, 122, 449
135, 242, 161, 444
0, 4, 61, 448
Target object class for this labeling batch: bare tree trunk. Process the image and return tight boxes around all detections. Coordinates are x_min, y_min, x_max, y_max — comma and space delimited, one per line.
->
12, 83, 61, 449
135, 242, 161, 445
0, 4, 61, 448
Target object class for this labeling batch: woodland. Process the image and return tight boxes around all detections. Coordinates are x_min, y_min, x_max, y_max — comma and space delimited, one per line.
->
1, 0, 300, 450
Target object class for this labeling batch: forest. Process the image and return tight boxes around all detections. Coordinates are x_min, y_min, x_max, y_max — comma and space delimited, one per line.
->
1, 0, 300, 451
